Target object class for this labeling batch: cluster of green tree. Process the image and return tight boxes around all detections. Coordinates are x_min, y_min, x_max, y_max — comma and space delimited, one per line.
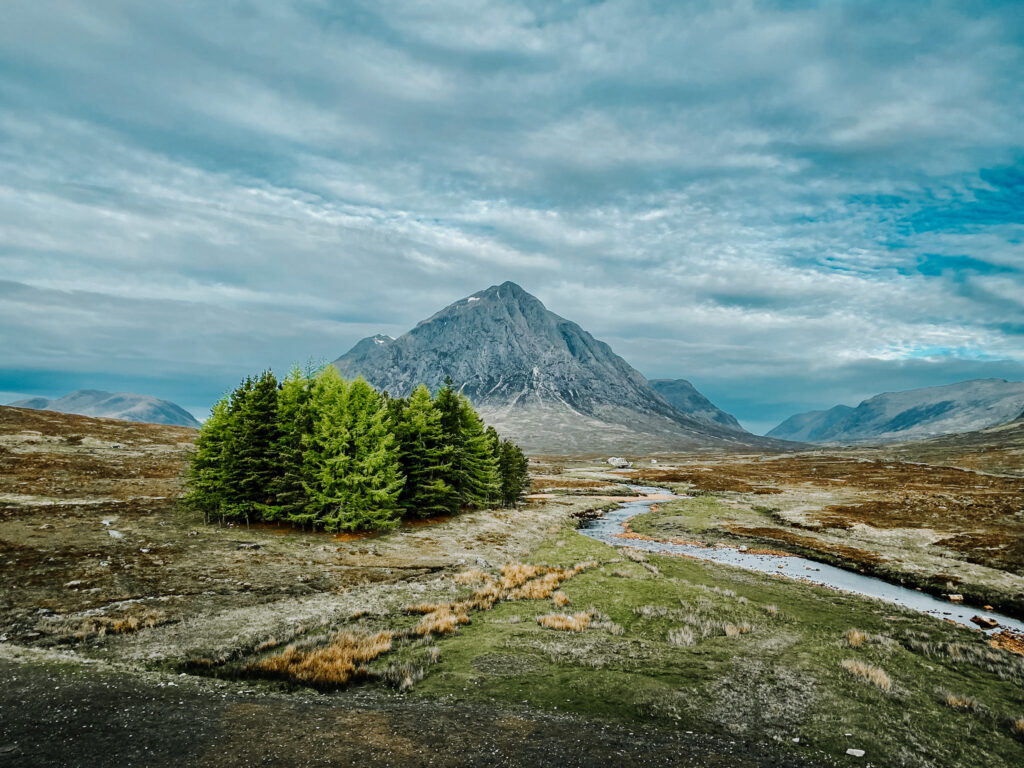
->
184, 367, 530, 531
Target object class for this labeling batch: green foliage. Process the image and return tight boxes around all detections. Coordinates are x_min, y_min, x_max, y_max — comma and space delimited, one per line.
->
497, 439, 530, 507
186, 368, 526, 531
394, 385, 458, 517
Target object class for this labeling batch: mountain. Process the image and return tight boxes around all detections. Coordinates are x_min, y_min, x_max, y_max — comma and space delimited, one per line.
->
8, 390, 201, 428
333, 281, 786, 454
648, 379, 743, 431
767, 379, 1024, 444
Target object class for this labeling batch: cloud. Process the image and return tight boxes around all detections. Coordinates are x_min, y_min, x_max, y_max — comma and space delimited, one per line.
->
0, 0, 1022, 430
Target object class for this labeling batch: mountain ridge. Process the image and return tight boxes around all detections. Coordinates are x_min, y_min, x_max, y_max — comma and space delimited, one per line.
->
767, 378, 1024, 443
8, 389, 201, 428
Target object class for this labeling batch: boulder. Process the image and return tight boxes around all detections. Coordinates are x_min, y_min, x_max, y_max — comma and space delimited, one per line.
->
607, 457, 632, 468
947, 594, 963, 603
970, 615, 999, 630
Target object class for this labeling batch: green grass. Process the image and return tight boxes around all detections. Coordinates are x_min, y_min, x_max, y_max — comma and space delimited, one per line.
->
411, 524, 1024, 768
629, 495, 772, 537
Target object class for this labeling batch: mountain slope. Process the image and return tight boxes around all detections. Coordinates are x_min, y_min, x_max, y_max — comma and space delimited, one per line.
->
648, 379, 743, 431
8, 389, 201, 428
767, 379, 1024, 444
334, 282, 786, 454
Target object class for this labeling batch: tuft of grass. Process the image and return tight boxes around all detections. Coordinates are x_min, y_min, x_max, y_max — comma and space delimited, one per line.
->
1010, 716, 1024, 741
552, 591, 570, 607
723, 623, 753, 637
414, 605, 470, 636
248, 630, 392, 686
380, 662, 425, 691
940, 691, 981, 712
845, 628, 868, 648
538, 612, 592, 632
668, 627, 695, 646
453, 568, 490, 585
841, 658, 892, 692
763, 604, 779, 617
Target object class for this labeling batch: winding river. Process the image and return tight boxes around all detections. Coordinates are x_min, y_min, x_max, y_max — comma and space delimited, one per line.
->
579, 485, 1024, 635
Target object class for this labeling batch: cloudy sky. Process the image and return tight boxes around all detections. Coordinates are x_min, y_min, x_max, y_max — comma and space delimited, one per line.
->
2, 1, 1022, 433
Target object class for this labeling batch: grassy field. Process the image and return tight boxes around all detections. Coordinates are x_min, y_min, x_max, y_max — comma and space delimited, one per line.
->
3, 407, 1024, 766
404, 523, 1024, 767
618, 456, 1024, 618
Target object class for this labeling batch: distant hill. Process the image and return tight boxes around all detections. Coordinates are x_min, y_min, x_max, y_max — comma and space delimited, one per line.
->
8, 389, 200, 428
768, 379, 1024, 443
648, 379, 743, 431
333, 281, 789, 454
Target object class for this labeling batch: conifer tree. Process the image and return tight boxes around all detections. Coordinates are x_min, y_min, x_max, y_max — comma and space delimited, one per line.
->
330, 377, 404, 530
229, 370, 281, 525
457, 398, 499, 506
183, 395, 231, 524
498, 439, 530, 507
435, 381, 499, 508
270, 366, 314, 523
304, 366, 351, 529
395, 384, 457, 517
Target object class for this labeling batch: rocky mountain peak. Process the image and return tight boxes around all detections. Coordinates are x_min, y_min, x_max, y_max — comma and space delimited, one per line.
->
332, 284, 784, 453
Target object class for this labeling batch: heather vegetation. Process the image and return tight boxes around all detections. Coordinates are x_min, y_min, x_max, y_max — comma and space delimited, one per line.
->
184, 367, 529, 531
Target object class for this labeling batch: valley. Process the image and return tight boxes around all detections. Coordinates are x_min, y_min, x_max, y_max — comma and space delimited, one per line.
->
2, 405, 1023, 766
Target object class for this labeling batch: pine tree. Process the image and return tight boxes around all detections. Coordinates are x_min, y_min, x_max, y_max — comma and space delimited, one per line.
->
270, 366, 314, 523
435, 381, 499, 508
457, 397, 499, 506
184, 395, 231, 524
229, 370, 281, 525
331, 378, 404, 531
304, 366, 351, 530
395, 384, 457, 517
498, 439, 530, 507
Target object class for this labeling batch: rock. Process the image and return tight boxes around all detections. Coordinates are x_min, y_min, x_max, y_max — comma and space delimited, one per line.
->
238, 542, 261, 550
476, 557, 492, 568
948, 594, 963, 603
107, 530, 124, 539
984, 604, 994, 611
970, 615, 998, 630
607, 457, 632, 468
846, 748, 865, 757
64, 580, 83, 588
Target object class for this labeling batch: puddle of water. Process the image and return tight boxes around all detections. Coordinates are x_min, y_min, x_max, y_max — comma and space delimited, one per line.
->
580, 486, 1024, 635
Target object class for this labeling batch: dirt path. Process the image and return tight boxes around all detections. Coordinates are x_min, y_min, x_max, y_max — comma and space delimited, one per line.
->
0, 655, 830, 768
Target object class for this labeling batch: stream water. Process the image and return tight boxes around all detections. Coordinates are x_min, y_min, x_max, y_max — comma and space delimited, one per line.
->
579, 486, 1024, 635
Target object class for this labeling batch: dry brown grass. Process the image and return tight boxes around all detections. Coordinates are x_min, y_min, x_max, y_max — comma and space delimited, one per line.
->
453, 568, 490, 585
248, 630, 392, 686
552, 591, 570, 607
841, 658, 892, 692
723, 623, 753, 637
538, 612, 592, 632
404, 560, 597, 639
763, 604, 779, 617
414, 605, 470, 636
845, 628, 868, 648
941, 692, 981, 712
1011, 716, 1024, 739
